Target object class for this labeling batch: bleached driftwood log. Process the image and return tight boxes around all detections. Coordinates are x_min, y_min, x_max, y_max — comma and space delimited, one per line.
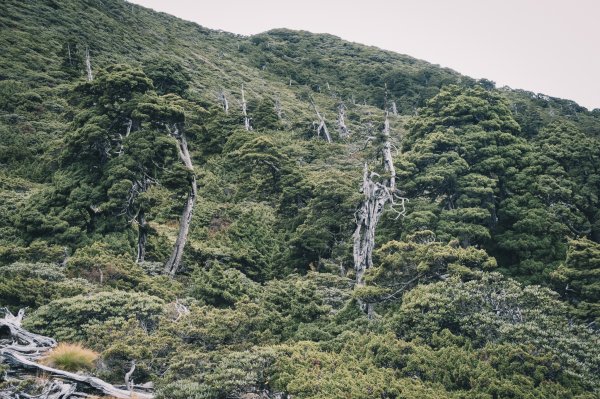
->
353, 111, 407, 317
2, 352, 153, 399
0, 309, 154, 399
164, 124, 197, 276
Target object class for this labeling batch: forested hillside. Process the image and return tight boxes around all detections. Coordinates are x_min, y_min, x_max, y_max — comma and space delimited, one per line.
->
1, 1, 599, 398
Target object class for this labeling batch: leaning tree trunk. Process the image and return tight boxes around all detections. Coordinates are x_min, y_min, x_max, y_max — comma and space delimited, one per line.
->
164, 126, 197, 276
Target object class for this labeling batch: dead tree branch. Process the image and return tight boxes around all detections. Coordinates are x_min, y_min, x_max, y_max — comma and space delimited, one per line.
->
353, 111, 407, 318
241, 84, 252, 131
0, 309, 154, 399
218, 90, 229, 114
310, 98, 331, 143
337, 103, 350, 139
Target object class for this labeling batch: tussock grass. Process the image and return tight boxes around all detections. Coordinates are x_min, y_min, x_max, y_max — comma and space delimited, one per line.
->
41, 343, 98, 372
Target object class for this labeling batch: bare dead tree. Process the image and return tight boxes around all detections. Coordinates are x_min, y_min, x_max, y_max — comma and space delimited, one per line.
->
125, 361, 136, 392
116, 118, 133, 156
85, 46, 93, 82
164, 124, 197, 276
274, 96, 283, 119
353, 111, 407, 318
218, 90, 229, 114
241, 84, 252, 131
66, 43, 73, 66
173, 298, 190, 322
310, 98, 332, 143
337, 103, 350, 139
381, 111, 396, 191
391, 100, 398, 116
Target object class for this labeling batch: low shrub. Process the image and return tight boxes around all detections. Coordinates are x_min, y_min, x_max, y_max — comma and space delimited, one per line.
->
41, 343, 98, 372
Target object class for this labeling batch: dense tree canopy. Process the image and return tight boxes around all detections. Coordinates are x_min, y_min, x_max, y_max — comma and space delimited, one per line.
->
1, 1, 599, 398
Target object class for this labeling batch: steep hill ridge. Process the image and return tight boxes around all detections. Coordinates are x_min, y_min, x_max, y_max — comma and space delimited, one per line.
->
0, 1, 599, 398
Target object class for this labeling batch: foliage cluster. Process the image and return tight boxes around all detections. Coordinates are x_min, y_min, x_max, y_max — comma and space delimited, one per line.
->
0, 0, 599, 398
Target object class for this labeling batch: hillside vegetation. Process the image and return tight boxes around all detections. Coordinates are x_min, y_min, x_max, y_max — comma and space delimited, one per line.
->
1, 1, 599, 398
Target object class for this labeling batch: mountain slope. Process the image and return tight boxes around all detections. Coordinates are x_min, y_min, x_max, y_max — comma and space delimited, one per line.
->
0, 1, 599, 398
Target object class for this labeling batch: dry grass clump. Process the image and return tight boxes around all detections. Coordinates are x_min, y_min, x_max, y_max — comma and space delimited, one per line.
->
41, 343, 99, 372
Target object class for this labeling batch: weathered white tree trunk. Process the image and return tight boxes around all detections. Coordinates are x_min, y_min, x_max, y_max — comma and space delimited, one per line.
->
241, 84, 252, 131
2, 351, 153, 399
353, 112, 406, 318
125, 360, 136, 392
353, 164, 377, 278
382, 112, 396, 191
117, 118, 133, 156
275, 96, 283, 119
164, 125, 197, 276
85, 46, 93, 82
311, 100, 332, 143
66, 43, 72, 66
218, 90, 229, 114
337, 103, 350, 138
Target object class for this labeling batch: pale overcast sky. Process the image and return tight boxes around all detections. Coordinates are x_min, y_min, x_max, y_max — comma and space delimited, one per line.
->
129, 0, 600, 110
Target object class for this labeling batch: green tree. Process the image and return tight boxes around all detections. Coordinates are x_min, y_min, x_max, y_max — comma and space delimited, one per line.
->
391, 272, 600, 391
17, 65, 198, 263
24, 290, 166, 342
552, 238, 600, 324
357, 231, 496, 304
534, 121, 600, 241
285, 171, 360, 271
142, 57, 190, 96
251, 97, 281, 131
400, 85, 524, 249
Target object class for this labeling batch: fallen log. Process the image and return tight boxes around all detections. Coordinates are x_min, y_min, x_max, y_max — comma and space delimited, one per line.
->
1, 350, 153, 399
0, 308, 154, 399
